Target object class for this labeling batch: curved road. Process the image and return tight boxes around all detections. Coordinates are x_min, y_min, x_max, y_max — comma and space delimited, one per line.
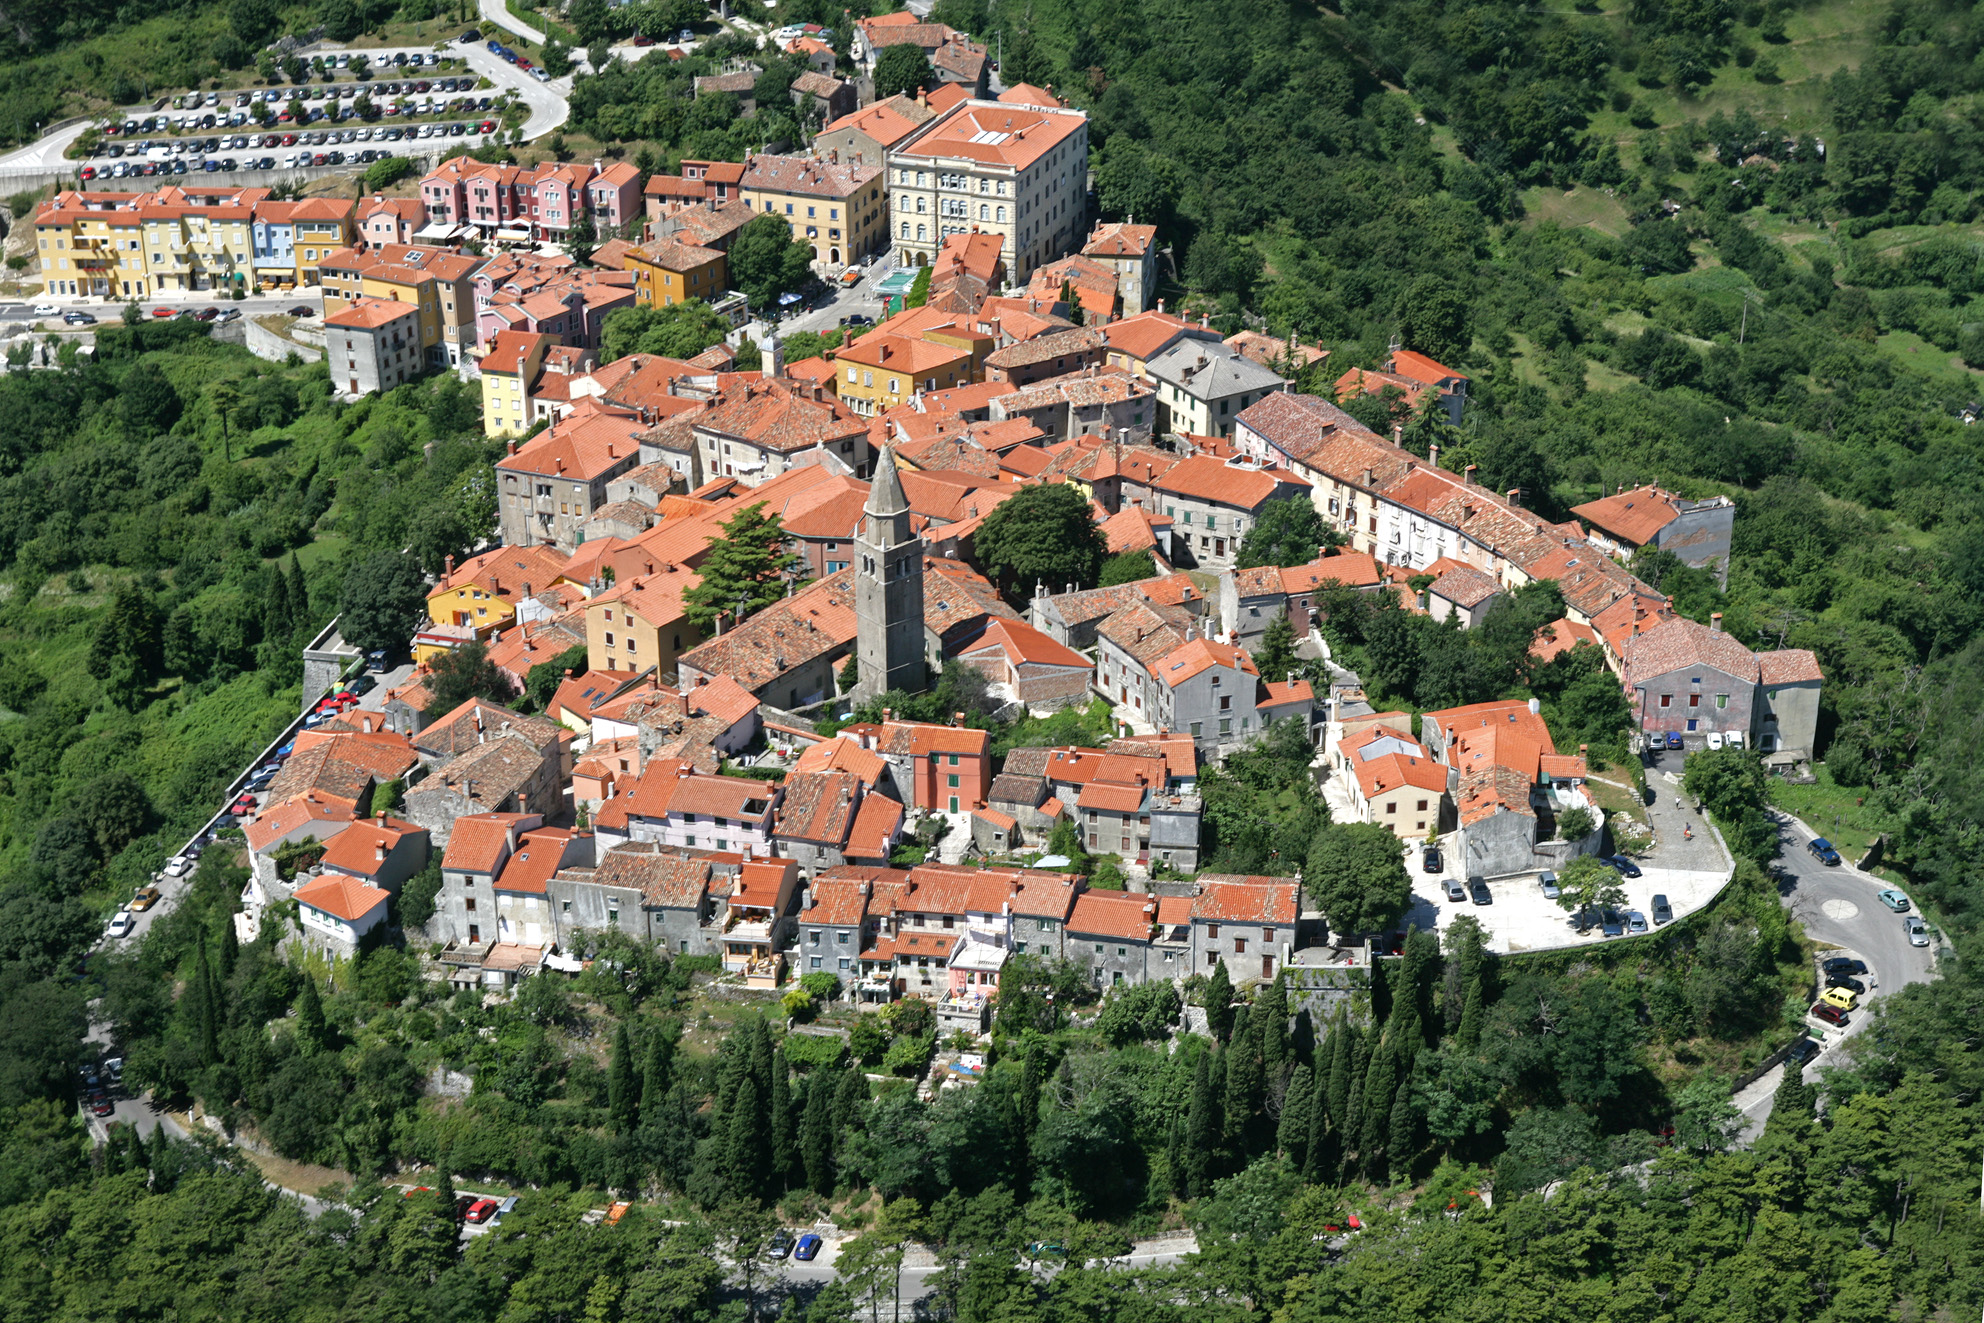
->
1734, 804, 1938, 1136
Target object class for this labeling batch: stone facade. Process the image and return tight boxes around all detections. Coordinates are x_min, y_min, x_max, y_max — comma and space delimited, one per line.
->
853, 447, 927, 700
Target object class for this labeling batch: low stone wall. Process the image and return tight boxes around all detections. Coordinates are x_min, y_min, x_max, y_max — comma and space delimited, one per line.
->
245, 315, 321, 364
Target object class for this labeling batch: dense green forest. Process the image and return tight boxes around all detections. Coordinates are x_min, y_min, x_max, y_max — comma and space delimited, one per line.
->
1, 0, 1984, 1317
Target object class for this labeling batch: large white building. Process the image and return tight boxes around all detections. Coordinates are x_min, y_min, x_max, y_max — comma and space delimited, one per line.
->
886, 96, 1089, 283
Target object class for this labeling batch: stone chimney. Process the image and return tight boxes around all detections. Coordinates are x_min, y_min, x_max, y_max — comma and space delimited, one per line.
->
1463, 464, 1478, 485
1710, 613, 1723, 633
1507, 488, 1521, 507
1428, 443, 1440, 469
1392, 423, 1403, 445
444, 553, 455, 575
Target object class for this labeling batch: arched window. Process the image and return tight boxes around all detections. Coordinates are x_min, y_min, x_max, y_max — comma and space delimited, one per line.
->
916, 197, 926, 213
979, 204, 988, 221
995, 206, 1006, 223
916, 224, 926, 241
900, 220, 909, 238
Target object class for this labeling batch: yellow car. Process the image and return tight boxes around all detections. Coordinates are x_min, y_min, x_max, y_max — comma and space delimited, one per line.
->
1820, 985, 1858, 1011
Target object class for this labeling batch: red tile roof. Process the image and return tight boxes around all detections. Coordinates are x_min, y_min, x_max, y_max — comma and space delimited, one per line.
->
1151, 455, 1307, 510
293, 874, 391, 924
493, 827, 580, 894
1757, 648, 1823, 685
1191, 878, 1299, 924
1570, 486, 1683, 547
1068, 890, 1156, 941
442, 812, 537, 874
958, 618, 1090, 670
1621, 617, 1761, 687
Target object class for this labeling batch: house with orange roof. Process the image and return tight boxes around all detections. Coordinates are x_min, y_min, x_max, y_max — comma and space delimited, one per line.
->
1571, 483, 1736, 583
1190, 875, 1302, 980
581, 563, 705, 679
625, 235, 728, 310
1146, 454, 1309, 574
481, 329, 556, 438
835, 332, 976, 416
574, 736, 643, 807
740, 151, 887, 268
434, 811, 542, 949
1425, 562, 1505, 628
851, 718, 991, 814
293, 874, 393, 957
772, 769, 903, 874
242, 791, 360, 879
1147, 635, 1268, 754
1025, 256, 1120, 324
326, 296, 426, 397
984, 325, 1105, 387
496, 398, 648, 549
424, 544, 573, 651
1080, 219, 1159, 313
1030, 571, 1210, 649
1101, 308, 1221, 377
596, 759, 782, 857
587, 161, 644, 235
954, 617, 1092, 708
357, 194, 427, 248
1336, 726, 1451, 840
1385, 349, 1470, 425
816, 92, 943, 170
484, 619, 587, 692
318, 815, 431, 893
321, 242, 485, 368
1530, 618, 1601, 665
1226, 330, 1327, 375
1066, 890, 1161, 987
490, 826, 592, 948
658, 375, 871, 488
886, 96, 1090, 282
1418, 698, 1599, 878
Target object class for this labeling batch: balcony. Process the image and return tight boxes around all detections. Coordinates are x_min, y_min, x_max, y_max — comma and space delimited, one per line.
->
436, 940, 491, 967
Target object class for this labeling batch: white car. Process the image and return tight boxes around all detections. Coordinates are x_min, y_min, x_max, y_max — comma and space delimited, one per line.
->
1725, 731, 1745, 749
30, 303, 57, 316
106, 910, 134, 939
1705, 731, 1725, 751
163, 855, 190, 878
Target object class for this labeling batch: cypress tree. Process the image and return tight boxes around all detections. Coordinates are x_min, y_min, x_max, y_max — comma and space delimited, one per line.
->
1222, 1009, 1264, 1158
831, 1062, 868, 1134
727, 1074, 767, 1202
1456, 972, 1485, 1050
1369, 959, 1392, 1027
1386, 1076, 1417, 1179
1303, 1066, 1333, 1183
1342, 1033, 1370, 1166
1402, 929, 1441, 1048
1278, 1064, 1314, 1168
801, 1073, 835, 1195
294, 976, 326, 1055
437, 1163, 457, 1208
263, 568, 293, 642
1204, 958, 1235, 1042
1358, 1032, 1396, 1170
288, 553, 310, 628
1015, 1041, 1042, 1188
711, 1037, 747, 1135
1324, 1022, 1354, 1132
607, 1022, 638, 1133
129, 1125, 150, 1178
640, 1030, 674, 1129
1258, 976, 1290, 1081
769, 1047, 797, 1191
1182, 1050, 1218, 1198
747, 1014, 775, 1097
216, 917, 238, 982
199, 938, 223, 1064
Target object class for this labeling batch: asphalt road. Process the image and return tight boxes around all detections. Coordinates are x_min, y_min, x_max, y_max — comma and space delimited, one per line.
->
775, 1237, 1197, 1300
1732, 803, 1938, 1137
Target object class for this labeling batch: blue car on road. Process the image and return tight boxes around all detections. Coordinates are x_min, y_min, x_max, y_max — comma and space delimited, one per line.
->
794, 1233, 822, 1261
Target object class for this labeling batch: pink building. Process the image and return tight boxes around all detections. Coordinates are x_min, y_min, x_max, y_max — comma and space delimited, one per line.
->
357, 195, 426, 247
587, 161, 643, 236
529, 162, 594, 240
471, 249, 635, 354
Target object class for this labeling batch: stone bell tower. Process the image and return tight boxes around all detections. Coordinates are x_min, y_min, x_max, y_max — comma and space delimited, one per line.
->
852, 445, 926, 699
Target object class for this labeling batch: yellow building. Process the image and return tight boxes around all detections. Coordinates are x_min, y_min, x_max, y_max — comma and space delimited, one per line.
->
289, 198, 356, 286
422, 545, 576, 663
833, 331, 974, 417
739, 153, 887, 268
625, 238, 728, 309
35, 192, 147, 298
137, 187, 266, 294
322, 243, 486, 368
583, 568, 705, 677
479, 330, 556, 438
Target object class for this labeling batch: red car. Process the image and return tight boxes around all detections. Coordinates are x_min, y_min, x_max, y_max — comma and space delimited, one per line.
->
633, 32, 654, 44
90, 1097, 115, 1117
151, 307, 178, 318
464, 1198, 499, 1223
1812, 1002, 1848, 1026
80, 165, 96, 179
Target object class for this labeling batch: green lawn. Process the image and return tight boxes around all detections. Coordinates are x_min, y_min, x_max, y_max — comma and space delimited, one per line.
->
1875, 330, 1979, 389
1518, 185, 1629, 237
1769, 765, 1889, 864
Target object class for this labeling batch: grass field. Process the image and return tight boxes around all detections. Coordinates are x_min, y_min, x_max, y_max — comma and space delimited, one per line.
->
1519, 185, 1630, 237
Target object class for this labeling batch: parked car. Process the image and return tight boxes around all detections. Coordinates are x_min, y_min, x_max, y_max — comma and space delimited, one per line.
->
91, 1096, 116, 1117
131, 886, 162, 912
1538, 870, 1560, 900
1905, 915, 1929, 947
1827, 975, 1866, 995
846, 313, 873, 326
1811, 1001, 1849, 1026
1443, 878, 1466, 903
1807, 837, 1842, 865
1650, 893, 1673, 925
1705, 731, 1725, 750
1876, 888, 1911, 912
1819, 985, 1857, 1011
1422, 846, 1441, 874
30, 301, 58, 317
1468, 876, 1491, 906
64, 311, 97, 325
1786, 1037, 1820, 1066
1725, 731, 1745, 749
106, 910, 134, 939
464, 1198, 500, 1224
1600, 855, 1642, 879
1598, 908, 1626, 937
794, 1233, 822, 1261
764, 1231, 794, 1260
163, 855, 191, 877
1664, 731, 1684, 750
1821, 956, 1868, 977
150, 306, 178, 318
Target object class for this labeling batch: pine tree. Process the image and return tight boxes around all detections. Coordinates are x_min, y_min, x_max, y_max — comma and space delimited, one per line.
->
831, 1063, 868, 1134
437, 1164, 457, 1209
727, 1074, 768, 1203
1278, 1065, 1314, 1168
608, 1022, 639, 1133
288, 553, 310, 628
1456, 972, 1485, 1050
801, 1073, 835, 1195
769, 1047, 797, 1192
1182, 1049, 1217, 1198
1204, 958, 1235, 1042
1762, 1063, 1817, 1141
294, 976, 326, 1055
681, 503, 806, 631
640, 1030, 674, 1129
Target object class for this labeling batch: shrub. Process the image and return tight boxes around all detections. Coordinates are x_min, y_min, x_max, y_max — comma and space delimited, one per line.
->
782, 1032, 848, 1073
883, 1032, 934, 1078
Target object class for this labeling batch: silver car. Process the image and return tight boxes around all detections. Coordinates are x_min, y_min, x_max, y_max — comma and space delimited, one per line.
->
1539, 870, 1560, 900
1443, 878, 1466, 903
1905, 915, 1929, 947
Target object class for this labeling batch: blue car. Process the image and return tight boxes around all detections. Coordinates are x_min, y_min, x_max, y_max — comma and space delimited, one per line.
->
1665, 731, 1684, 750
794, 1233, 822, 1261
487, 38, 503, 52
1601, 855, 1642, 879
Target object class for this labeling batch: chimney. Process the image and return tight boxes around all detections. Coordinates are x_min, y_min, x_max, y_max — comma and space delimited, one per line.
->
444, 553, 456, 575
803, 885, 815, 910
1711, 613, 1723, 633
507, 440, 517, 455
1428, 443, 1440, 469
1392, 423, 1403, 445
375, 840, 387, 863
1362, 466, 1373, 487
1463, 464, 1478, 485
1528, 697, 1540, 715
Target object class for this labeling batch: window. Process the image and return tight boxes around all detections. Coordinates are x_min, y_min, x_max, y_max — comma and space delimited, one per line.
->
562, 900, 571, 912
947, 773, 959, 788
810, 956, 822, 969
838, 957, 850, 970
1688, 694, 1701, 708
809, 929, 820, 945
1037, 918, 1055, 931
1208, 924, 1220, 938
837, 930, 848, 945
1094, 943, 1104, 954
1015, 942, 1027, 954
1263, 928, 1276, 943
1716, 693, 1729, 709
1659, 694, 1672, 708
1234, 938, 1247, 954
1386, 802, 1397, 814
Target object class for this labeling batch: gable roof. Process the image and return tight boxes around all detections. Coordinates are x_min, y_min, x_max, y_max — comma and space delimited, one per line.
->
293, 875, 391, 924
1757, 648, 1823, 685
1151, 455, 1306, 510
1621, 617, 1762, 687
1068, 890, 1156, 941
957, 617, 1090, 670
1570, 486, 1683, 546
1191, 878, 1299, 924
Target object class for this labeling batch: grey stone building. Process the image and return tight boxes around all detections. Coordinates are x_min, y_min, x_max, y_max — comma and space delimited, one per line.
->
1147, 791, 1203, 872
853, 446, 927, 700
547, 841, 722, 956
1188, 876, 1301, 984
1065, 889, 1159, 989
434, 811, 545, 951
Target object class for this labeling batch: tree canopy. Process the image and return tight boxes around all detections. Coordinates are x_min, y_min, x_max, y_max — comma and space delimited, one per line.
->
1304, 821, 1412, 936
971, 483, 1108, 600
681, 501, 807, 630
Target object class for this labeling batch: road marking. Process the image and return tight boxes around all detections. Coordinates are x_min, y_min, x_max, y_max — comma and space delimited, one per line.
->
1821, 898, 1859, 920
